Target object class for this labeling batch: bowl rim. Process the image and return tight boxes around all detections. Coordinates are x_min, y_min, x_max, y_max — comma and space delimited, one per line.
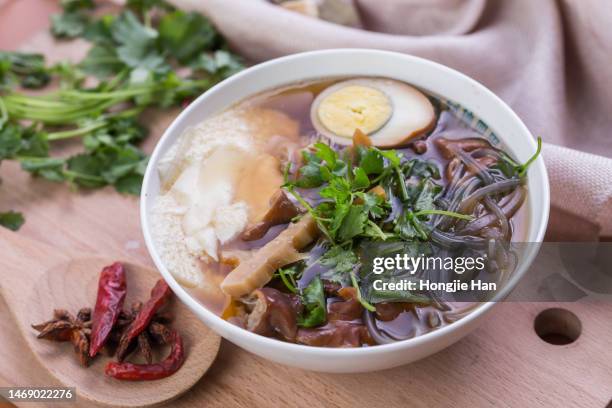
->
140, 48, 550, 357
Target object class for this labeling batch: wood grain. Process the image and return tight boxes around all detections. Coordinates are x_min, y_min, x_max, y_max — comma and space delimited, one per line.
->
0, 230, 220, 407
0, 16, 610, 408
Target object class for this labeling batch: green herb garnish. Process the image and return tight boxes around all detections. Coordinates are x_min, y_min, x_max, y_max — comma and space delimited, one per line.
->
0, 210, 25, 231
298, 277, 327, 327
0, 0, 243, 225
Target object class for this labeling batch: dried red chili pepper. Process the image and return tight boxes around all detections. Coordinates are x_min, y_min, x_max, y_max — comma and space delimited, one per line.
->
105, 330, 185, 381
116, 279, 172, 360
89, 262, 127, 357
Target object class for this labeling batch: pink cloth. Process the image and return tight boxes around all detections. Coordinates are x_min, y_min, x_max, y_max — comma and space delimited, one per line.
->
171, 0, 612, 240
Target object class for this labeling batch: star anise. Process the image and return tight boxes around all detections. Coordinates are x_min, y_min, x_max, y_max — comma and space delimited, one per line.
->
32, 308, 92, 366
111, 301, 173, 363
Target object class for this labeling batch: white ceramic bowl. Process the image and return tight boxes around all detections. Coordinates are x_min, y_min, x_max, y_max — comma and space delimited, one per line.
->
141, 49, 549, 373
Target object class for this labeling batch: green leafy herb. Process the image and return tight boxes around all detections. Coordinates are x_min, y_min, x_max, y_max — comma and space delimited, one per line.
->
0, 210, 25, 231
318, 246, 358, 284
0, 0, 243, 228
276, 264, 301, 294
350, 273, 375, 312
158, 11, 218, 64
60, 0, 95, 12
51, 12, 90, 38
414, 179, 442, 212
0, 51, 50, 89
298, 277, 326, 327
498, 136, 542, 178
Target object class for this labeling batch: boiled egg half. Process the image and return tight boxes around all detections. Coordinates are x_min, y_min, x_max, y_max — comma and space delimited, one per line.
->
311, 78, 435, 147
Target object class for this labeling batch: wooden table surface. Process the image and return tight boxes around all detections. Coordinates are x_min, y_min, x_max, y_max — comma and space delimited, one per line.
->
1, 4, 611, 407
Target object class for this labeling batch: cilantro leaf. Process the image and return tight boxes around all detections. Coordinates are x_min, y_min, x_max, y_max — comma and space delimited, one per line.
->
414, 179, 441, 212
313, 142, 337, 167
352, 166, 370, 190
190, 50, 244, 78
60, 0, 95, 12
51, 12, 90, 38
79, 45, 125, 78
0, 124, 22, 159
318, 246, 358, 284
295, 151, 324, 188
338, 205, 368, 242
20, 157, 66, 182
158, 11, 218, 64
83, 15, 115, 45
0, 51, 50, 89
297, 277, 326, 328
358, 148, 384, 175
112, 11, 168, 72
0, 211, 25, 231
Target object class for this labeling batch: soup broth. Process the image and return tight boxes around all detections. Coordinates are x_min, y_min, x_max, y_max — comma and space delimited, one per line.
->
152, 77, 534, 347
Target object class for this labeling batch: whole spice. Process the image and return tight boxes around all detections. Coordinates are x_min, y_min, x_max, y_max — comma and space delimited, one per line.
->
116, 279, 172, 361
89, 262, 127, 357
32, 308, 92, 366
32, 265, 183, 381
105, 330, 185, 381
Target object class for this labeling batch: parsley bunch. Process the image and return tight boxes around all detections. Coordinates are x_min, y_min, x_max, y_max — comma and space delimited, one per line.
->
0, 0, 243, 230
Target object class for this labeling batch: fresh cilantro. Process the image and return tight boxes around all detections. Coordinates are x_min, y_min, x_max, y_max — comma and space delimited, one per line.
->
414, 178, 442, 212
60, 0, 95, 12
0, 2, 242, 227
318, 246, 358, 284
82, 15, 115, 45
0, 211, 25, 231
297, 277, 326, 328
352, 167, 370, 190
51, 12, 90, 38
0, 51, 50, 89
295, 151, 325, 188
79, 45, 125, 78
338, 205, 368, 242
358, 147, 384, 175
158, 11, 218, 64
190, 50, 244, 78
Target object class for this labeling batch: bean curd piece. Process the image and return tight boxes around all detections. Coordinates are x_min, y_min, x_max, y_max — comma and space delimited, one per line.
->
220, 215, 319, 298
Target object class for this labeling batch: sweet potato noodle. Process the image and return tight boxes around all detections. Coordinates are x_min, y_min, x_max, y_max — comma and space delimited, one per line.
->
153, 77, 538, 347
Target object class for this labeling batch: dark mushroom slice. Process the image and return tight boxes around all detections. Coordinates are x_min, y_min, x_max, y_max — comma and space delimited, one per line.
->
246, 288, 300, 342
242, 190, 301, 241
434, 136, 493, 159
327, 287, 363, 322
296, 321, 375, 347
374, 302, 413, 322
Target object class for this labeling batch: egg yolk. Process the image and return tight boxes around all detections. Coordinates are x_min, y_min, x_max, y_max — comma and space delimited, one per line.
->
317, 85, 392, 139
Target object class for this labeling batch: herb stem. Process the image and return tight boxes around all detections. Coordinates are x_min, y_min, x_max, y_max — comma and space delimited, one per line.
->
0, 96, 7, 127
395, 166, 409, 201
284, 186, 335, 243
414, 209, 474, 221
278, 268, 298, 294
351, 273, 376, 312
47, 121, 107, 141
518, 137, 542, 177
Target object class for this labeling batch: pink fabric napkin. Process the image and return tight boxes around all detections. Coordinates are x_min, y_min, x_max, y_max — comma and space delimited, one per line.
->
170, 0, 612, 240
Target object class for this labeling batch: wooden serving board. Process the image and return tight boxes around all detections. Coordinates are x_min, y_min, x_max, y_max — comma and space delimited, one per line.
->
0, 3, 611, 407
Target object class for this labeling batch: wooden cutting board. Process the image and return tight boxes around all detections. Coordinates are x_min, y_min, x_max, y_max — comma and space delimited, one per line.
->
0, 3, 611, 407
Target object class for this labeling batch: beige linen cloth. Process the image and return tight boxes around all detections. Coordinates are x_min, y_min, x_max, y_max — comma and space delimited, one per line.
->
170, 0, 612, 241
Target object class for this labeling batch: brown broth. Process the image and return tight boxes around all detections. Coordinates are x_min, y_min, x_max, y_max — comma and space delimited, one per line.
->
184, 78, 530, 342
